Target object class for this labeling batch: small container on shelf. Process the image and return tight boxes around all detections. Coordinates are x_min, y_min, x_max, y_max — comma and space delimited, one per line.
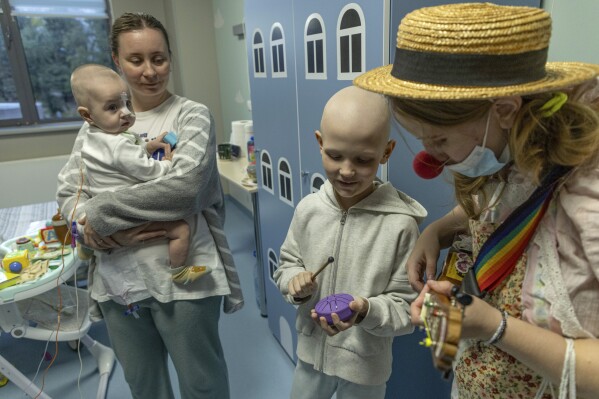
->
51, 208, 71, 245
246, 164, 257, 183
16, 237, 35, 252
247, 136, 256, 165
218, 143, 232, 160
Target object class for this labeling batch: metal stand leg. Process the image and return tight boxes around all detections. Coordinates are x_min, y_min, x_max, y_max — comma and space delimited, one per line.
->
80, 334, 115, 399
0, 353, 52, 399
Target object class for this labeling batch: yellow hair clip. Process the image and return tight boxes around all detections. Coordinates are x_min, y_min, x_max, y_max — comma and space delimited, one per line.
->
539, 92, 568, 117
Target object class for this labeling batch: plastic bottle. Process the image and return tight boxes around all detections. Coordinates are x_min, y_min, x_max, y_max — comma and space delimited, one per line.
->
247, 135, 256, 165
52, 208, 71, 245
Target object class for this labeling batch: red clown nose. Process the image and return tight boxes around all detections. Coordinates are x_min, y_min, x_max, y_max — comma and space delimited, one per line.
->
413, 151, 444, 179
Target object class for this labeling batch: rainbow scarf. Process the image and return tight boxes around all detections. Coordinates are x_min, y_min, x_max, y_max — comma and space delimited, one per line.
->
473, 167, 570, 292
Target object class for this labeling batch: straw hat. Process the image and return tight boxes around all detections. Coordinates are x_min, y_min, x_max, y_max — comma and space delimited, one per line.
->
354, 3, 599, 100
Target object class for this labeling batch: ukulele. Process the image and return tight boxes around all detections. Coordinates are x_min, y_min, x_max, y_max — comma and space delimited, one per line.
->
419, 286, 472, 378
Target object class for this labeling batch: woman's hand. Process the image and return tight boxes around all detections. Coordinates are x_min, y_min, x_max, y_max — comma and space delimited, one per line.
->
410, 280, 500, 342
407, 225, 443, 292
311, 296, 368, 336
79, 216, 119, 250
110, 223, 167, 247
410, 281, 433, 326
78, 216, 166, 250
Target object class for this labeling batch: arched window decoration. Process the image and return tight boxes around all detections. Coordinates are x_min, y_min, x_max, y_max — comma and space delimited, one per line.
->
278, 158, 294, 207
270, 23, 287, 78
260, 150, 274, 194
268, 248, 279, 282
252, 30, 266, 78
304, 14, 326, 80
310, 173, 326, 193
337, 4, 365, 80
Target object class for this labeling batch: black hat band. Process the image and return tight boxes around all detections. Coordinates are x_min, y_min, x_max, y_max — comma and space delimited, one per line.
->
391, 47, 549, 87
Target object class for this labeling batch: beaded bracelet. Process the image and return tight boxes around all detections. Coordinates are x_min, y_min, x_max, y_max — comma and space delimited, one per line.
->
485, 310, 508, 345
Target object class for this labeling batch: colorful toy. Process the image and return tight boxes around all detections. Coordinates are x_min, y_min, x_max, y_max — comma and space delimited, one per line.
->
2, 250, 30, 272
162, 131, 177, 147
315, 293, 355, 325
9, 262, 23, 273
40, 226, 59, 243
16, 237, 35, 252
152, 131, 177, 160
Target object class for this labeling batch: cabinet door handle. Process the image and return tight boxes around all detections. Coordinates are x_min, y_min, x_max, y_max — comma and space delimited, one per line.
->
301, 170, 310, 177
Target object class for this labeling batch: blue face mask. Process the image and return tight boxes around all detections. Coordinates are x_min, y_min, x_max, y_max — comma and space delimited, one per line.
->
446, 112, 509, 177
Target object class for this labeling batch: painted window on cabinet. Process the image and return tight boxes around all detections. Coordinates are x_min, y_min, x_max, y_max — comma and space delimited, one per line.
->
305, 14, 326, 80
252, 29, 266, 78
260, 150, 274, 194
337, 4, 365, 80
268, 248, 279, 282
270, 23, 287, 78
311, 173, 326, 193
278, 158, 294, 207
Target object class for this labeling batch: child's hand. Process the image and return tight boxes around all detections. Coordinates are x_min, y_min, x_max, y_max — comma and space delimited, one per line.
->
288, 271, 316, 299
311, 296, 369, 336
349, 296, 369, 322
162, 146, 174, 161
145, 131, 171, 154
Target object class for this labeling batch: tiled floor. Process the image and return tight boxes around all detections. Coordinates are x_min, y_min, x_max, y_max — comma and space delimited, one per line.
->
0, 198, 295, 399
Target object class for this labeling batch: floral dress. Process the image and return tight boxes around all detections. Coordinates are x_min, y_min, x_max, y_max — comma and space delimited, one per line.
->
453, 217, 552, 399
451, 173, 570, 399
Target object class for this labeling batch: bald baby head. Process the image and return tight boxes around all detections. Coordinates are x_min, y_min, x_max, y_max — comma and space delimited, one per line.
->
320, 85, 391, 146
71, 64, 124, 108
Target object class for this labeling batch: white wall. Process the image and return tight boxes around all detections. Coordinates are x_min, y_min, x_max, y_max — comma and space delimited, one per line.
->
544, 0, 599, 64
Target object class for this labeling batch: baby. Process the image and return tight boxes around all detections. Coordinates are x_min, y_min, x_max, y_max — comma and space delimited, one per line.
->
70, 64, 209, 292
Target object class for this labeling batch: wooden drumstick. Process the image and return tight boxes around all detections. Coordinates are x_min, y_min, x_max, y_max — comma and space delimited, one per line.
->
311, 256, 334, 281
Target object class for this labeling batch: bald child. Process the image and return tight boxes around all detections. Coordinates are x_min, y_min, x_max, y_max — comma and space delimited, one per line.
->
274, 86, 425, 399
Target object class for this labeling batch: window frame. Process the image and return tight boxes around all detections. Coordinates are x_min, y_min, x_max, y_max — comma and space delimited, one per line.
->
270, 23, 287, 78
304, 13, 327, 80
260, 149, 274, 194
252, 29, 266, 78
278, 157, 294, 207
310, 173, 326, 193
0, 0, 110, 130
268, 248, 278, 283
336, 3, 366, 81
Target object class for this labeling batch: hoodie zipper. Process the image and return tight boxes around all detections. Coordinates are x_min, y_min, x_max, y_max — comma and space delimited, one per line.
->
317, 209, 348, 371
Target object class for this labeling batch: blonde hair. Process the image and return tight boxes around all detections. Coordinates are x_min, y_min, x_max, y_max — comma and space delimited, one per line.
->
390, 91, 599, 218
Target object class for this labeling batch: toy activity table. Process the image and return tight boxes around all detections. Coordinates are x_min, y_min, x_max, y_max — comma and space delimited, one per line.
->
0, 237, 115, 399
